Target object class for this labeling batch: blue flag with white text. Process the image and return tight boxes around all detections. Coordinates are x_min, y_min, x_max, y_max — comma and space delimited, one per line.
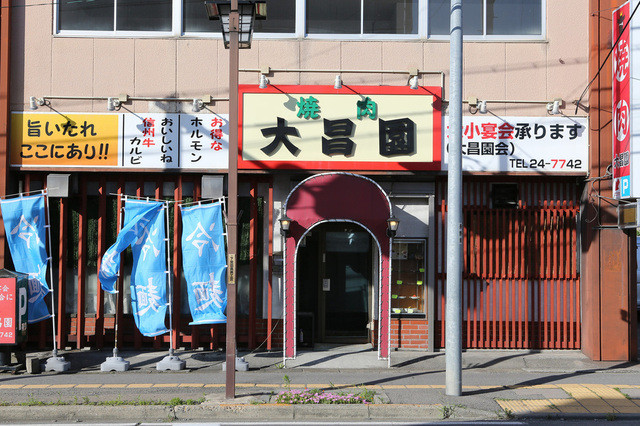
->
0, 194, 51, 323
99, 199, 169, 337
99, 200, 164, 294
181, 203, 227, 325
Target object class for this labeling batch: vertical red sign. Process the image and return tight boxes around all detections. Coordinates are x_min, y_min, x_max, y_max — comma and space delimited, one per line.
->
0, 278, 16, 344
613, 2, 632, 199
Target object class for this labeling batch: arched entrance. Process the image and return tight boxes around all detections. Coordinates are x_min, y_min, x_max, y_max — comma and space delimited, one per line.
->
282, 173, 392, 361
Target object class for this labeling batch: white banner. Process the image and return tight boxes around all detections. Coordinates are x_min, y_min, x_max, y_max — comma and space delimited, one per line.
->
123, 113, 228, 169
442, 116, 589, 173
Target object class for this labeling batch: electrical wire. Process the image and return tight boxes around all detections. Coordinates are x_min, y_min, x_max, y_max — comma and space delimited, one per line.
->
575, 0, 640, 114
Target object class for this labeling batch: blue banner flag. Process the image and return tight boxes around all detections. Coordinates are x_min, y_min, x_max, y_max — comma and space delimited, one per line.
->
99, 199, 169, 337
181, 202, 227, 325
0, 194, 51, 323
99, 200, 163, 294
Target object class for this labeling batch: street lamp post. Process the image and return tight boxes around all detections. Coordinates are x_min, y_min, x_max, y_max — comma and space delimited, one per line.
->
205, 0, 266, 400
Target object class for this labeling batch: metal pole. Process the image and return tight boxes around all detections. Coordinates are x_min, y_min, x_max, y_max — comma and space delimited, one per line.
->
225, 0, 239, 400
44, 191, 58, 357
115, 196, 125, 356
164, 202, 174, 356
446, 0, 463, 397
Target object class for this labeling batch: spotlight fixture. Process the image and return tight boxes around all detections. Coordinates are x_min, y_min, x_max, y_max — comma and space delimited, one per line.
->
387, 216, 400, 238
409, 75, 419, 90
259, 74, 269, 89
192, 98, 205, 112
29, 96, 44, 110
547, 98, 562, 115
107, 97, 120, 111
334, 75, 342, 90
279, 214, 292, 237
478, 100, 487, 114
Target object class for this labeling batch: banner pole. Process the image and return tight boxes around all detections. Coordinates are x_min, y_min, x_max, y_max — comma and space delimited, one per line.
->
156, 200, 185, 370
43, 192, 70, 372
165, 202, 174, 356
44, 192, 58, 356
115, 195, 125, 354
100, 194, 130, 372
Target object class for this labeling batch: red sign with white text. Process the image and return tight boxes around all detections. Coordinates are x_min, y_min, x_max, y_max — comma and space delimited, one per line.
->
613, 2, 632, 198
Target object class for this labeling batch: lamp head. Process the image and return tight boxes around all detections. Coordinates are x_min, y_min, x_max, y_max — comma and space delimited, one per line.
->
387, 216, 400, 238
279, 214, 292, 237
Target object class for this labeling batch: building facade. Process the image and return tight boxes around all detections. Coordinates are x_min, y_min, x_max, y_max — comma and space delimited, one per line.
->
0, 0, 635, 361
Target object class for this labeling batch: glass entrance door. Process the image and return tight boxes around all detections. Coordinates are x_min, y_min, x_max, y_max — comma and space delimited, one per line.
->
321, 226, 372, 342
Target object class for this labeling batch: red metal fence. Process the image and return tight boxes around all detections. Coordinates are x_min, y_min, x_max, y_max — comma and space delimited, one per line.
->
436, 178, 581, 349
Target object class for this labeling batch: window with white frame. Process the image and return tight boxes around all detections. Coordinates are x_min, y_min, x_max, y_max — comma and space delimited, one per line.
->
428, 0, 543, 37
56, 0, 543, 39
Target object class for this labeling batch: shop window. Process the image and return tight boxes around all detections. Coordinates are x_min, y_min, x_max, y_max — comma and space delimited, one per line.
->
391, 239, 426, 316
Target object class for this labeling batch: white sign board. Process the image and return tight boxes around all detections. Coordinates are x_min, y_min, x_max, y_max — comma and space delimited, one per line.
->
123, 113, 228, 169
442, 116, 589, 173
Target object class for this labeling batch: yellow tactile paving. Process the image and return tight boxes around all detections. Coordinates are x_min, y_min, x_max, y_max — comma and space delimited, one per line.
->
102, 384, 127, 388
381, 385, 406, 389
405, 385, 428, 389
547, 398, 589, 414
203, 384, 224, 387
305, 384, 330, 388
0, 385, 23, 389
236, 384, 255, 388
48, 384, 75, 389
153, 383, 177, 388
497, 399, 528, 414
520, 399, 559, 413
22, 384, 49, 389
127, 384, 153, 388
75, 384, 100, 388
177, 383, 204, 388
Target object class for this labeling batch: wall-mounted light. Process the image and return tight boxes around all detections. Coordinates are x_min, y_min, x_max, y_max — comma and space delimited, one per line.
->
547, 98, 562, 115
478, 100, 487, 114
387, 216, 400, 238
334, 75, 342, 90
409, 75, 419, 90
107, 97, 121, 111
279, 214, 292, 237
259, 74, 270, 89
29, 96, 45, 110
192, 98, 205, 112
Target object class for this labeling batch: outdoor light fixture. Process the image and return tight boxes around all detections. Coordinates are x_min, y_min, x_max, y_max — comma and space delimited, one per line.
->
409, 75, 419, 90
334, 75, 342, 90
279, 214, 292, 237
478, 100, 487, 114
192, 98, 205, 112
205, 0, 267, 49
259, 74, 269, 89
29, 96, 44, 110
107, 97, 120, 111
547, 98, 562, 115
387, 216, 400, 238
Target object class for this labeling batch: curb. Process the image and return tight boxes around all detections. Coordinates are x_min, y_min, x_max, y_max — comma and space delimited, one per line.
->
0, 403, 500, 422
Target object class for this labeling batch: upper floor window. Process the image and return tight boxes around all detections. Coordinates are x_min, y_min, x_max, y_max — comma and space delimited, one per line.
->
55, 0, 544, 40
428, 0, 542, 37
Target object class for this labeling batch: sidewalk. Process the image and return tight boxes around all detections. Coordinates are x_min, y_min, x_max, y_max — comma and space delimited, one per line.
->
0, 345, 639, 422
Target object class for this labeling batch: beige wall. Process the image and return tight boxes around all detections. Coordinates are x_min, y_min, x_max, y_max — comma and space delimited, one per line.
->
11, 1, 588, 117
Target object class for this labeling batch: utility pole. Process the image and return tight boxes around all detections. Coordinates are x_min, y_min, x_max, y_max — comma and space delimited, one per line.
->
446, 0, 463, 397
